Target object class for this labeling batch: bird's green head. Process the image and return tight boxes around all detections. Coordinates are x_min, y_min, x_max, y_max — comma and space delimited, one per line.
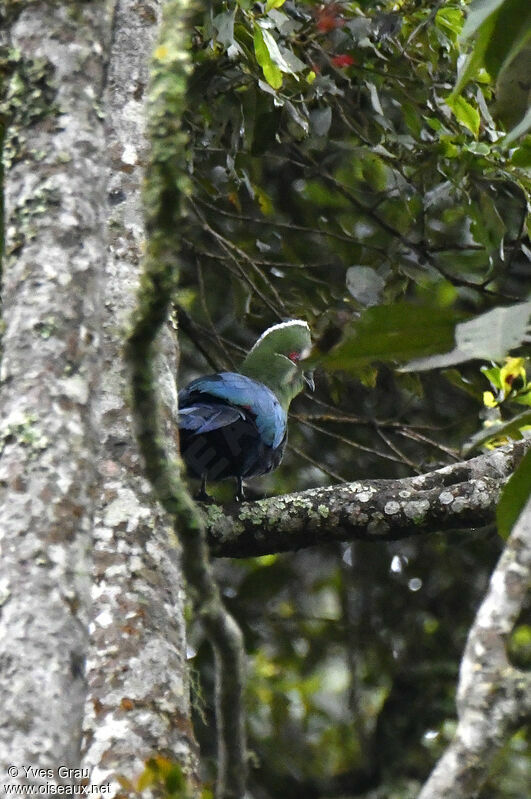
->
241, 320, 313, 409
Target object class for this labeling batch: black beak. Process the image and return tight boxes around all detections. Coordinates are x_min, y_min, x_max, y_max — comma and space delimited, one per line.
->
303, 371, 315, 391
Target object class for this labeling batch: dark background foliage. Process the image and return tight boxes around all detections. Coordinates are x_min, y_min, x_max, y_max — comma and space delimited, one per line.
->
175, 1, 530, 796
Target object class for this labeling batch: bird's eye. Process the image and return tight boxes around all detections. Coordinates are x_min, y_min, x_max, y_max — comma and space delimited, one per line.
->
287, 351, 300, 362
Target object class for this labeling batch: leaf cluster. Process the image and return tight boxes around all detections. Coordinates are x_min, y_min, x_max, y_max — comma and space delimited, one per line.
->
175, 2, 531, 796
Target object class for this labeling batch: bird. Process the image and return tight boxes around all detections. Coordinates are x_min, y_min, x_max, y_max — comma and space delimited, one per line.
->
178, 320, 313, 501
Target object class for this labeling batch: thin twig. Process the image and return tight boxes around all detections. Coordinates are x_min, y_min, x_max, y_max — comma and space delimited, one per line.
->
293, 415, 405, 465
375, 427, 422, 473
190, 199, 286, 318
287, 442, 348, 483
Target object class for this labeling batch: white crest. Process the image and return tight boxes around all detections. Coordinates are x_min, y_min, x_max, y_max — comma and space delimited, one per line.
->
246, 320, 310, 356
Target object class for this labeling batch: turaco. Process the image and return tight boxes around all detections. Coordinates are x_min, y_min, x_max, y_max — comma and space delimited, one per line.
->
178, 320, 313, 501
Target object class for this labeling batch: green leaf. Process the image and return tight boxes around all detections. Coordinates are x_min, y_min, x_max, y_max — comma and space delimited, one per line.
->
401, 101, 423, 138
165, 763, 186, 794
515, 389, 531, 407
496, 447, 531, 539
446, 95, 480, 136
435, 6, 464, 38
461, 0, 506, 38
266, 0, 286, 11
462, 410, 531, 454
481, 364, 503, 390
509, 137, 531, 166
508, 623, 531, 669
483, 0, 531, 79
254, 25, 282, 90
261, 26, 299, 74
470, 191, 506, 251
455, 0, 531, 94
285, 100, 309, 138
321, 303, 464, 371
276, 46, 306, 74
443, 368, 484, 400
403, 302, 531, 371
346, 266, 385, 307
504, 106, 531, 145
453, 14, 496, 96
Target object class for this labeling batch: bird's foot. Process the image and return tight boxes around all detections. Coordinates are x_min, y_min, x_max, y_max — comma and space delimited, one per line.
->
234, 477, 246, 503
194, 475, 214, 504
194, 487, 214, 504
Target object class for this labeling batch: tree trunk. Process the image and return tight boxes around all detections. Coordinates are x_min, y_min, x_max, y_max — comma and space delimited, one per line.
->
1, 0, 198, 790
81, 0, 198, 788
0, 0, 112, 785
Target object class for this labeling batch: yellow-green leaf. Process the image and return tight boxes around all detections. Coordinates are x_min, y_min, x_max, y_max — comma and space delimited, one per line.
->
483, 390, 498, 408
447, 95, 480, 136
266, 0, 286, 11
254, 25, 282, 90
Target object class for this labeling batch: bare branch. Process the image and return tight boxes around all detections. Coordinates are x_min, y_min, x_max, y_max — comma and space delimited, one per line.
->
206, 442, 530, 558
417, 498, 531, 799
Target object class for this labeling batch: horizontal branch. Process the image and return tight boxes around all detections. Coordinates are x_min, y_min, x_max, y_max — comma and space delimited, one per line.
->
206, 441, 529, 558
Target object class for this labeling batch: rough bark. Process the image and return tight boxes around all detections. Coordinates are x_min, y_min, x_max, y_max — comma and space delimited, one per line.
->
1, 2, 528, 797
206, 441, 530, 557
0, 0, 113, 785
80, 0, 199, 791
418, 498, 531, 799
124, 2, 248, 796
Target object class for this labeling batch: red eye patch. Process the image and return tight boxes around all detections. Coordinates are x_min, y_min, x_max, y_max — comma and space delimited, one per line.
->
288, 351, 300, 362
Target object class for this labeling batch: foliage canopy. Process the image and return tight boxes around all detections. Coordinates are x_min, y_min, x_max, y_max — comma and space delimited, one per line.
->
175, 1, 531, 796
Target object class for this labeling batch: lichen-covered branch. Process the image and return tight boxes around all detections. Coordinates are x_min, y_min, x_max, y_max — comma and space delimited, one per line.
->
417, 497, 531, 799
206, 441, 529, 557
0, 0, 113, 784
124, 3, 247, 798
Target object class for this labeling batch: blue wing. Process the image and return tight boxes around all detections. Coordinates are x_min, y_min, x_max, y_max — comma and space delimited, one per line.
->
178, 403, 245, 434
179, 372, 286, 449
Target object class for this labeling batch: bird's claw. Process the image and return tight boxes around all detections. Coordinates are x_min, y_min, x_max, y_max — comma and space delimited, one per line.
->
194, 489, 214, 504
